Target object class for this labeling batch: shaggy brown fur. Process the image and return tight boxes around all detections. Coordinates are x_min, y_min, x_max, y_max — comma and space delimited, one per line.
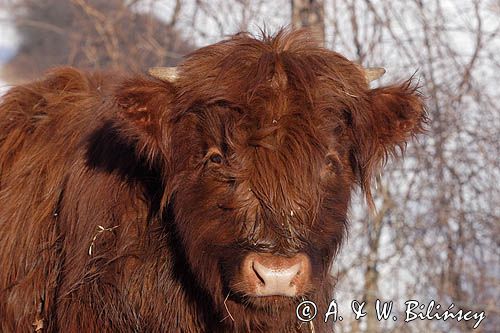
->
0, 29, 426, 332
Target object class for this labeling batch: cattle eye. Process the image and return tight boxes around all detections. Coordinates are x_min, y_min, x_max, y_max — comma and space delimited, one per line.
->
326, 154, 342, 174
206, 148, 223, 165
210, 154, 223, 164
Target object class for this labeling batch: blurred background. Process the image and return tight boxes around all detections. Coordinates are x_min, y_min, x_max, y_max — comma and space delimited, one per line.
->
0, 0, 498, 332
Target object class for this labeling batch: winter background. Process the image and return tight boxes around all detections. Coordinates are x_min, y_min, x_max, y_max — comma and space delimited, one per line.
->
0, 9, 16, 95
0, 1, 498, 332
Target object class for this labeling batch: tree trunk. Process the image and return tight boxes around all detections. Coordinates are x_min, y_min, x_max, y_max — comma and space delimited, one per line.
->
291, 0, 325, 46
363, 179, 394, 333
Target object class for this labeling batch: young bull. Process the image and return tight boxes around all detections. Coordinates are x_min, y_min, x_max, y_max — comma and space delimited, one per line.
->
0, 29, 426, 332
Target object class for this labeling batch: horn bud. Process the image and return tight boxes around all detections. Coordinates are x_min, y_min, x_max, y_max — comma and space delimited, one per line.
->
364, 67, 386, 82
148, 67, 178, 82
148, 66, 384, 83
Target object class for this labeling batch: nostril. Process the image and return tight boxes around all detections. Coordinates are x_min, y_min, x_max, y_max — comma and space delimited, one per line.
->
252, 261, 266, 285
243, 253, 311, 297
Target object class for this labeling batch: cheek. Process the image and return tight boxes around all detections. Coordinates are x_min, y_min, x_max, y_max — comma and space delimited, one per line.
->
322, 168, 354, 212
307, 177, 352, 261
311, 212, 346, 256
172, 178, 241, 254
170, 178, 244, 292
303, 217, 346, 286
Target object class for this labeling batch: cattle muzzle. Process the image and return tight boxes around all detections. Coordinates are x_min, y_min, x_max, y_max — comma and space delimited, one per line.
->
241, 252, 311, 297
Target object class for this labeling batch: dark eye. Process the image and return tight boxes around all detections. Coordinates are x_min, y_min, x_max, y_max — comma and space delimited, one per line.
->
341, 108, 353, 127
206, 147, 224, 166
210, 154, 223, 164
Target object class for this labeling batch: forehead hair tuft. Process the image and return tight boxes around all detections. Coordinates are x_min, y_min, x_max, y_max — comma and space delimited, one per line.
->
173, 28, 366, 118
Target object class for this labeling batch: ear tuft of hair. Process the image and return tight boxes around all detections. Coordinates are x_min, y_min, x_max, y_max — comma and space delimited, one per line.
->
354, 79, 428, 208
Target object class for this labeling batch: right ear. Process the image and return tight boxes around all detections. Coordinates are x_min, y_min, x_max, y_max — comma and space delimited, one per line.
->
350, 80, 427, 207
114, 76, 176, 163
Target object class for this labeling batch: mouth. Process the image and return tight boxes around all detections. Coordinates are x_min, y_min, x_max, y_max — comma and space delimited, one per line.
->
228, 290, 305, 310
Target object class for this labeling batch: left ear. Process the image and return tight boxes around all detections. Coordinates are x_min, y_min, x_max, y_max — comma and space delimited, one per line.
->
352, 81, 427, 204
114, 76, 176, 163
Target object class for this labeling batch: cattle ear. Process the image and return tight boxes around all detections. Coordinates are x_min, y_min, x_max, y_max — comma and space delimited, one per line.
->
353, 81, 427, 206
114, 77, 176, 162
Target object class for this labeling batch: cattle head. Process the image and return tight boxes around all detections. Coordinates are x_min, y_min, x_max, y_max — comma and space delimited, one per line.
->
116, 29, 426, 328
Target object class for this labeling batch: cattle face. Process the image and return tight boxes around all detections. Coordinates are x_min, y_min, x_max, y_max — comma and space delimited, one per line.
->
116, 30, 426, 329
0, 29, 426, 332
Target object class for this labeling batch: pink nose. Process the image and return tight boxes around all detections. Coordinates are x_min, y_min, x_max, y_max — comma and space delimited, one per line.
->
242, 253, 311, 297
